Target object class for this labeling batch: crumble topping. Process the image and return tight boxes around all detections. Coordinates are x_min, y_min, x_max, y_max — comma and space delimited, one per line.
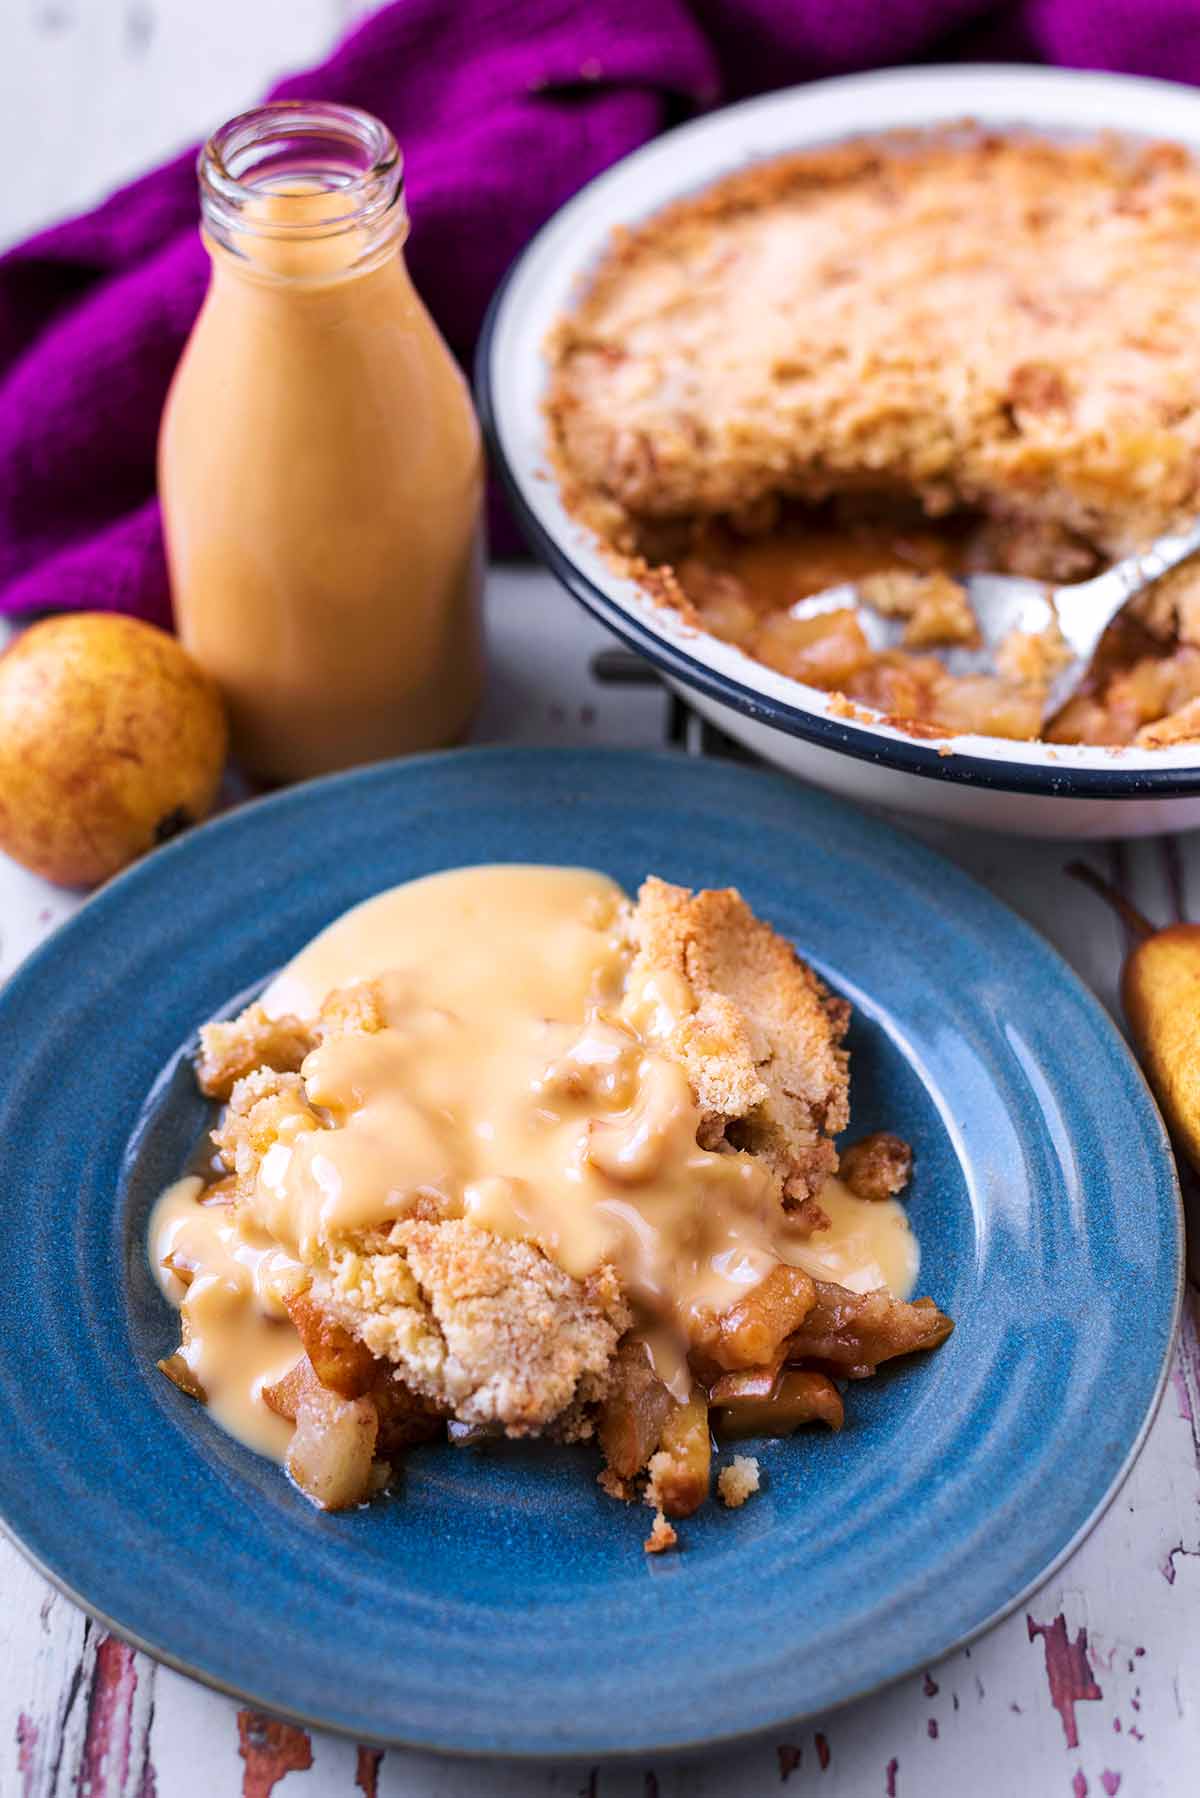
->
717, 1456, 761, 1509
550, 131, 1200, 555
197, 1004, 313, 1102
321, 1219, 631, 1435
856, 572, 979, 651
644, 1510, 678, 1554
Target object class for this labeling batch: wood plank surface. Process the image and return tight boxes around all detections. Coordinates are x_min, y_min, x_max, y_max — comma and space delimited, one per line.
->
1, 7, 1197, 1790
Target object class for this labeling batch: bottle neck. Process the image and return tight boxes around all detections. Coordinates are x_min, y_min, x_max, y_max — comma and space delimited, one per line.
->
199, 102, 406, 286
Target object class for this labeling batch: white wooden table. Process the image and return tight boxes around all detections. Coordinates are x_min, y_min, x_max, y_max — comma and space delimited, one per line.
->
2, 8, 1199, 1794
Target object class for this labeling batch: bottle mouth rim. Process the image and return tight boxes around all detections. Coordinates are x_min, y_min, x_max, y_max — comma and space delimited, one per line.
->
200, 101, 404, 241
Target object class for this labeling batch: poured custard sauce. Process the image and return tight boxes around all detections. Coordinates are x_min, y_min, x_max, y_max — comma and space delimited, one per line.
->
151, 866, 918, 1460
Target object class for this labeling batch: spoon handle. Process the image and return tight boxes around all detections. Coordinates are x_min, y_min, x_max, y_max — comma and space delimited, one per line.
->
1055, 515, 1200, 657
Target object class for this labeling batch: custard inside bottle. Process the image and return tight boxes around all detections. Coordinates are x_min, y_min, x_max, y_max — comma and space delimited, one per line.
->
159, 103, 485, 781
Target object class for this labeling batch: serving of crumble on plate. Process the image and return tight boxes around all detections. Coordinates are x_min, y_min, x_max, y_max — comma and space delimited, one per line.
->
156, 869, 950, 1547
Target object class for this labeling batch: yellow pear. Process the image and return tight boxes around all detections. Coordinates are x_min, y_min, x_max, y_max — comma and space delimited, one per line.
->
1072, 862, 1200, 1172
1121, 925, 1200, 1174
0, 613, 228, 888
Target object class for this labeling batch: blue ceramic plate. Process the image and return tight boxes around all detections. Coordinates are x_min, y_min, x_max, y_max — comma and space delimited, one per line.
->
0, 748, 1181, 1758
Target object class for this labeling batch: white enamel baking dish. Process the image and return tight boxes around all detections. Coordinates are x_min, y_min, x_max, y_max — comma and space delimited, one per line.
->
479, 65, 1200, 838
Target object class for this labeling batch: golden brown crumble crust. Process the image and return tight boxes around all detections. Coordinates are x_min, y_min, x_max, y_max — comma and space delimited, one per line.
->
628, 876, 850, 1203
320, 1218, 631, 1435
856, 571, 978, 651
196, 1003, 313, 1101
548, 129, 1200, 556
717, 1455, 761, 1508
644, 1510, 678, 1554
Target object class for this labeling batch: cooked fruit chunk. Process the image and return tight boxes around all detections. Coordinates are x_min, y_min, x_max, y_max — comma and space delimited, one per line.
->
712, 1264, 816, 1370
706, 1358, 786, 1407
372, 1368, 447, 1455
157, 1352, 205, 1402
267, 1356, 379, 1510
787, 1281, 953, 1377
288, 1387, 379, 1511
839, 1132, 913, 1201
262, 1357, 312, 1422
598, 1338, 673, 1479
284, 1292, 377, 1399
645, 1390, 711, 1518
713, 1368, 844, 1439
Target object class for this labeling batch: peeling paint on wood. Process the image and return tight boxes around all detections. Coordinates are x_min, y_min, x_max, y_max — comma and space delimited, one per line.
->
773, 1740, 802, 1783
354, 1746, 383, 1798
1168, 1292, 1200, 1483
235, 1712, 313, 1798
78, 1637, 140, 1796
1027, 1615, 1103, 1749
15, 1713, 37, 1798
776, 1745, 801, 1782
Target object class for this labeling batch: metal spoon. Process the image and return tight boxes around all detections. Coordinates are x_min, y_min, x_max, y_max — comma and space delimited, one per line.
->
789, 516, 1200, 725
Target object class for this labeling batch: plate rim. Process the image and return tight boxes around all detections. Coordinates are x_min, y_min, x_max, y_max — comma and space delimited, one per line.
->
0, 745, 1184, 1758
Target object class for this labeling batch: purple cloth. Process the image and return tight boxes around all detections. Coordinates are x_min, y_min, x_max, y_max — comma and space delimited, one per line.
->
2, 0, 1198, 628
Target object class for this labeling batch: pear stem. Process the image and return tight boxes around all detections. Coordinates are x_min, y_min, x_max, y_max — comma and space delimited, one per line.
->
1065, 860, 1156, 941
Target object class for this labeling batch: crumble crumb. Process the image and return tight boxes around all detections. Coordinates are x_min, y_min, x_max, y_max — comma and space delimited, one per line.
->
211, 1067, 322, 1192
318, 977, 389, 1038
644, 1446, 688, 1515
826, 692, 882, 726
718, 1455, 761, 1509
858, 571, 978, 650
839, 1131, 912, 1202
644, 1509, 678, 1553
995, 622, 1072, 688
196, 1003, 313, 1100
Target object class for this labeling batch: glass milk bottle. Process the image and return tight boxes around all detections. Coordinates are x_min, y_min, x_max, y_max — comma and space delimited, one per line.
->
159, 103, 484, 781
